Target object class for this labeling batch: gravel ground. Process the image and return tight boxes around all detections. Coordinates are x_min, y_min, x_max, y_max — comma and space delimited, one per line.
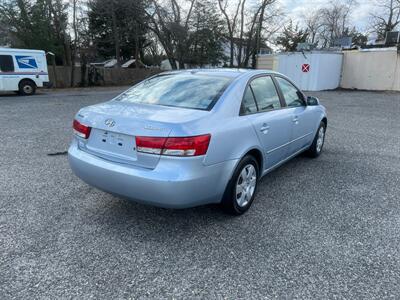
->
0, 88, 399, 299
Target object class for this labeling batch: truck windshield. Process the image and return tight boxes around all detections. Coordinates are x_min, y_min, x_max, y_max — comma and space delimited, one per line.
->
114, 74, 232, 110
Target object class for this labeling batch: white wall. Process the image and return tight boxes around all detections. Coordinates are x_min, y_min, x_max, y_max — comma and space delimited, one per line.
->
257, 48, 400, 92
273, 52, 343, 91
340, 48, 400, 91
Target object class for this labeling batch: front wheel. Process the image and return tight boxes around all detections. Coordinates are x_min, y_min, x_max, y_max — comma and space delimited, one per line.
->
221, 155, 259, 215
18, 80, 36, 96
307, 122, 326, 158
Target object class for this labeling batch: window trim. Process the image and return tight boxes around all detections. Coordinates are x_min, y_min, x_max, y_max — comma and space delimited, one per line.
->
239, 74, 285, 116
273, 75, 307, 107
240, 85, 259, 115
0, 55, 15, 72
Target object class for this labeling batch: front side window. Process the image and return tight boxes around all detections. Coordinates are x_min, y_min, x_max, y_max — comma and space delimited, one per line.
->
276, 77, 305, 107
249, 76, 281, 111
0, 55, 14, 72
114, 74, 232, 110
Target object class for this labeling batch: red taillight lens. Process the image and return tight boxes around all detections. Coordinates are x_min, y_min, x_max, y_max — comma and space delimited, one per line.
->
163, 135, 211, 156
73, 119, 91, 139
135, 134, 211, 156
135, 136, 167, 154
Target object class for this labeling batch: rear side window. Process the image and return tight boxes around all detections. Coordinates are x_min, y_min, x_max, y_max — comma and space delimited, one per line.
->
275, 77, 305, 107
249, 76, 281, 111
241, 87, 258, 114
0, 55, 14, 72
115, 74, 232, 110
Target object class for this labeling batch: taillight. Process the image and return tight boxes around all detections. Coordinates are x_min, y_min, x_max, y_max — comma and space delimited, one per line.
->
135, 136, 167, 154
73, 119, 91, 139
135, 134, 211, 157
163, 135, 211, 156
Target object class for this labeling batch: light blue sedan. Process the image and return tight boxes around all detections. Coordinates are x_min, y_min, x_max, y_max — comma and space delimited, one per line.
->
68, 69, 327, 214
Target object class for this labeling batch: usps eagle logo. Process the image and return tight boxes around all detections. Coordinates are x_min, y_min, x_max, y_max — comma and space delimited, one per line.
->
15, 56, 38, 69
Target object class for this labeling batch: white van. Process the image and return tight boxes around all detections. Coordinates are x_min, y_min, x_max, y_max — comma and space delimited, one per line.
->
0, 48, 50, 95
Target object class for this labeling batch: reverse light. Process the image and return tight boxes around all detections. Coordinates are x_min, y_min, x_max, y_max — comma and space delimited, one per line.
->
135, 134, 211, 157
73, 119, 91, 139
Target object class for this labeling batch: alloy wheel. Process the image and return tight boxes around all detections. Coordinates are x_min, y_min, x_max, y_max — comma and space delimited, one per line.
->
316, 126, 325, 153
235, 164, 257, 207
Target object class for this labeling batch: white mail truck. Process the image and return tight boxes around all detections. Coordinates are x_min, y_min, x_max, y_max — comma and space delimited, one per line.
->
0, 48, 50, 95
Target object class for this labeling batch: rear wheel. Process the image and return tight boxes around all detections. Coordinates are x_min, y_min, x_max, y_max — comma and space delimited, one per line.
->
221, 155, 259, 215
307, 122, 326, 158
18, 80, 36, 96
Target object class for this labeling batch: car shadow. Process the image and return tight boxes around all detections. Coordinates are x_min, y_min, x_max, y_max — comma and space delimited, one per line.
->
89, 152, 323, 242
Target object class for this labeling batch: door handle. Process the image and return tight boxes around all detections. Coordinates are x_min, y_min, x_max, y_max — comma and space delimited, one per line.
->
293, 116, 299, 123
260, 123, 270, 134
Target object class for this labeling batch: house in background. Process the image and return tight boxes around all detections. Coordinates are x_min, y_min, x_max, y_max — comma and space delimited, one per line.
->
161, 38, 273, 70
221, 38, 272, 67
121, 58, 147, 68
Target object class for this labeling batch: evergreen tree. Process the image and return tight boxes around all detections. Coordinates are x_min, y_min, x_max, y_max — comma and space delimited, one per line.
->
88, 0, 149, 63
186, 0, 226, 66
276, 20, 309, 52
0, 0, 70, 65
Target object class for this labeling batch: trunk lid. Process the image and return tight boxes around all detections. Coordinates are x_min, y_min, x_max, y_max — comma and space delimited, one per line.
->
77, 101, 208, 169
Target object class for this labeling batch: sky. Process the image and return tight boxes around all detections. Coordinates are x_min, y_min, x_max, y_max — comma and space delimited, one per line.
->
279, 0, 375, 32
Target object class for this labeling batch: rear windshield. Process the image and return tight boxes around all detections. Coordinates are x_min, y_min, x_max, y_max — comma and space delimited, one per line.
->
114, 74, 232, 110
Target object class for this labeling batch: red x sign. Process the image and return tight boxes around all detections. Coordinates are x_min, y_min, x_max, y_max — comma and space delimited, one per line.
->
302, 64, 310, 72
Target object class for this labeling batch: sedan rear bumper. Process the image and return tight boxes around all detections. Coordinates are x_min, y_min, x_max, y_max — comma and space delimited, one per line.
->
68, 141, 238, 208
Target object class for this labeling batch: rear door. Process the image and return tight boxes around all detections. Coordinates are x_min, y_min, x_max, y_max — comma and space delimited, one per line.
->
274, 76, 315, 155
242, 76, 293, 170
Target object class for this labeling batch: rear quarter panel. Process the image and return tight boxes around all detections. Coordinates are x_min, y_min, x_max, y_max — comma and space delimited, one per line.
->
166, 113, 262, 167
203, 116, 263, 166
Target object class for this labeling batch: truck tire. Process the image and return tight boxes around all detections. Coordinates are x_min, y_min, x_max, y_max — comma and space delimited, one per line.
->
18, 80, 36, 96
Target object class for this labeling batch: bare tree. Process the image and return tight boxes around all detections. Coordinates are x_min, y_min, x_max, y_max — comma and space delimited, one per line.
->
370, 0, 400, 38
226, 0, 280, 67
70, 0, 78, 86
317, 0, 356, 47
237, 0, 247, 67
251, 0, 280, 68
109, 0, 121, 64
217, 0, 279, 68
145, 0, 196, 69
47, 0, 72, 66
218, 0, 242, 67
302, 9, 324, 45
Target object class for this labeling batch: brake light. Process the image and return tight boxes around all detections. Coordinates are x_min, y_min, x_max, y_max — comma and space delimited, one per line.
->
135, 134, 211, 156
73, 119, 91, 139
135, 136, 167, 154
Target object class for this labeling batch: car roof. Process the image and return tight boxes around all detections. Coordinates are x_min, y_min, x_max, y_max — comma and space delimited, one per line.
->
160, 68, 280, 79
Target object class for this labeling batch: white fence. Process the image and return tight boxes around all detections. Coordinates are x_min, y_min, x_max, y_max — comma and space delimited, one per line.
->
340, 48, 400, 91
257, 48, 400, 91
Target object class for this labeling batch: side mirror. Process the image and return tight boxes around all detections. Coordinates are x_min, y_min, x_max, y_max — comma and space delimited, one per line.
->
306, 96, 320, 106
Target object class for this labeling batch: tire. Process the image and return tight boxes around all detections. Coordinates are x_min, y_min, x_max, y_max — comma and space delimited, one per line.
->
307, 121, 326, 158
221, 155, 259, 215
18, 80, 36, 96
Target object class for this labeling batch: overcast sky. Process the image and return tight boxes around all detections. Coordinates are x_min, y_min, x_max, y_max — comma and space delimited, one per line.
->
279, 0, 375, 32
